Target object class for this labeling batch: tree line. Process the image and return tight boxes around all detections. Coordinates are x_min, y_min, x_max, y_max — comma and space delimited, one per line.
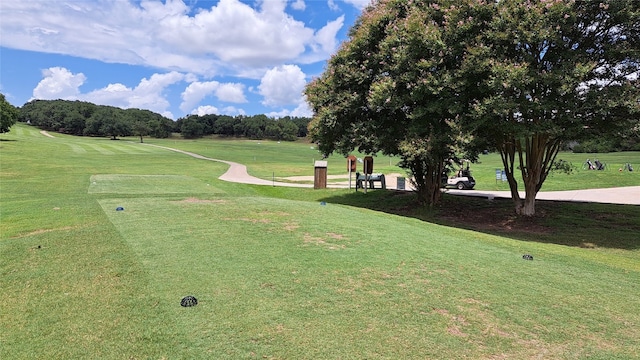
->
175, 114, 310, 140
16, 99, 311, 141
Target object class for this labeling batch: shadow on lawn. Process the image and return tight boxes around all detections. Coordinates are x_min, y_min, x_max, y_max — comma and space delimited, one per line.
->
319, 189, 640, 250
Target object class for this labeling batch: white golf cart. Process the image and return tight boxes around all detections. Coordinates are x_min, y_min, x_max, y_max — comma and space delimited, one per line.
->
442, 163, 476, 190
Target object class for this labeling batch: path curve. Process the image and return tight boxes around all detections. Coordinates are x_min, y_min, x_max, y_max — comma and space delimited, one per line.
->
142, 143, 312, 188
143, 143, 640, 205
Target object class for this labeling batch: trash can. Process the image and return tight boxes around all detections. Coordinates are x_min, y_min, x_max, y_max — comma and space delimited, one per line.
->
314, 161, 328, 189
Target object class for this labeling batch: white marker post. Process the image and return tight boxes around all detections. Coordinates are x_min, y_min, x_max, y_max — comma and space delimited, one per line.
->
363, 159, 368, 194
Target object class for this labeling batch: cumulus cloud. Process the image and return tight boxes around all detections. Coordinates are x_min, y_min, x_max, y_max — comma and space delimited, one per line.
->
1, 1, 366, 118
258, 65, 307, 107
265, 98, 313, 118
216, 83, 247, 103
291, 0, 306, 11
181, 81, 221, 113
180, 81, 247, 113
192, 105, 220, 116
32, 66, 184, 118
341, 0, 372, 10
85, 72, 185, 117
32, 67, 86, 99
292, 15, 345, 65
0, 0, 346, 75
191, 105, 246, 117
221, 106, 246, 116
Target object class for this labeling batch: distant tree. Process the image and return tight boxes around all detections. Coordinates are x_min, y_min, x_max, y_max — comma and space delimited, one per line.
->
243, 115, 268, 139
148, 118, 173, 138
214, 115, 237, 136
199, 114, 219, 135
0, 93, 19, 133
180, 117, 205, 139
131, 121, 151, 143
61, 109, 86, 135
288, 116, 311, 137
87, 107, 130, 139
265, 119, 298, 141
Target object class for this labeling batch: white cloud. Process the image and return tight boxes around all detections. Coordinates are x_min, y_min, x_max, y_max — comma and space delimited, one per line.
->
32, 67, 86, 99
328, 0, 340, 11
291, 99, 313, 117
0, 0, 346, 75
341, 0, 371, 10
192, 105, 220, 116
259, 65, 307, 107
31, 67, 184, 118
84, 71, 185, 118
180, 81, 247, 113
181, 81, 221, 113
221, 106, 246, 116
291, 0, 306, 11
191, 104, 246, 117
313, 16, 344, 56
216, 83, 247, 103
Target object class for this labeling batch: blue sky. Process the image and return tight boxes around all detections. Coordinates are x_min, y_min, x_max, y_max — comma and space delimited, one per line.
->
0, 0, 369, 119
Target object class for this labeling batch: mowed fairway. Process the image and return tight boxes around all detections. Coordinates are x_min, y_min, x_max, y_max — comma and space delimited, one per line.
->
1, 123, 639, 359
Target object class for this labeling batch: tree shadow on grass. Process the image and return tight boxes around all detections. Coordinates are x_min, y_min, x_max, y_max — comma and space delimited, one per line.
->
319, 190, 640, 250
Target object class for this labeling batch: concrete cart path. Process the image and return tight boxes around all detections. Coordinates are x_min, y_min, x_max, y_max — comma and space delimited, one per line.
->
144, 143, 640, 205
446, 186, 640, 205
143, 143, 313, 188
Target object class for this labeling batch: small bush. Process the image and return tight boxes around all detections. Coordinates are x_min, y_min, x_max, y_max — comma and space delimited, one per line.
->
551, 159, 576, 174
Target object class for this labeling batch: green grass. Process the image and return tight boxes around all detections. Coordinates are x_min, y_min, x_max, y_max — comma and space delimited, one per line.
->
472, 151, 640, 191
1, 123, 639, 359
137, 134, 640, 191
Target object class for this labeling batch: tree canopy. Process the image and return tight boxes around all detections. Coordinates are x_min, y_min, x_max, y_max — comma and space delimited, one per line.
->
1, 93, 19, 134
17, 99, 312, 142
306, 0, 488, 205
466, 0, 640, 215
20, 99, 175, 140
306, 0, 639, 215
174, 114, 310, 141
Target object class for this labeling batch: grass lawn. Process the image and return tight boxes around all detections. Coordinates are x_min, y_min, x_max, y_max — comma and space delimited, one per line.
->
138, 135, 640, 191
1, 123, 639, 359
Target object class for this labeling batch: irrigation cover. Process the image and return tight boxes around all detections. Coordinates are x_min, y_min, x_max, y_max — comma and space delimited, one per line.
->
181, 295, 198, 307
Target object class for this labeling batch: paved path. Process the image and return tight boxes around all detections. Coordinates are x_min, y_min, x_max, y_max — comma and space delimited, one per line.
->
143, 143, 312, 188
144, 143, 640, 205
445, 187, 640, 205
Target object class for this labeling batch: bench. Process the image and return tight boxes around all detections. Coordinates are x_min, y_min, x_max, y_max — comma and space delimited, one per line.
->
356, 172, 386, 189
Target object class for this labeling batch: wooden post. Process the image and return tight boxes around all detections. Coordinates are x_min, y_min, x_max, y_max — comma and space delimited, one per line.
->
348, 160, 352, 190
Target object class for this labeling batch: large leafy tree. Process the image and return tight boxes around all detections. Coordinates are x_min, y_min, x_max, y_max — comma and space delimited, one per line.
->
0, 93, 19, 133
306, 0, 488, 205
465, 0, 639, 215
307, 0, 639, 214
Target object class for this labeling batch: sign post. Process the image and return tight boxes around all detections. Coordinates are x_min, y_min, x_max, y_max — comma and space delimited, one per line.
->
363, 156, 374, 194
347, 155, 357, 190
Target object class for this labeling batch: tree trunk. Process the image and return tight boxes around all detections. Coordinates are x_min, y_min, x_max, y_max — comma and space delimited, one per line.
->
500, 134, 562, 216
406, 156, 443, 207
520, 178, 538, 216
